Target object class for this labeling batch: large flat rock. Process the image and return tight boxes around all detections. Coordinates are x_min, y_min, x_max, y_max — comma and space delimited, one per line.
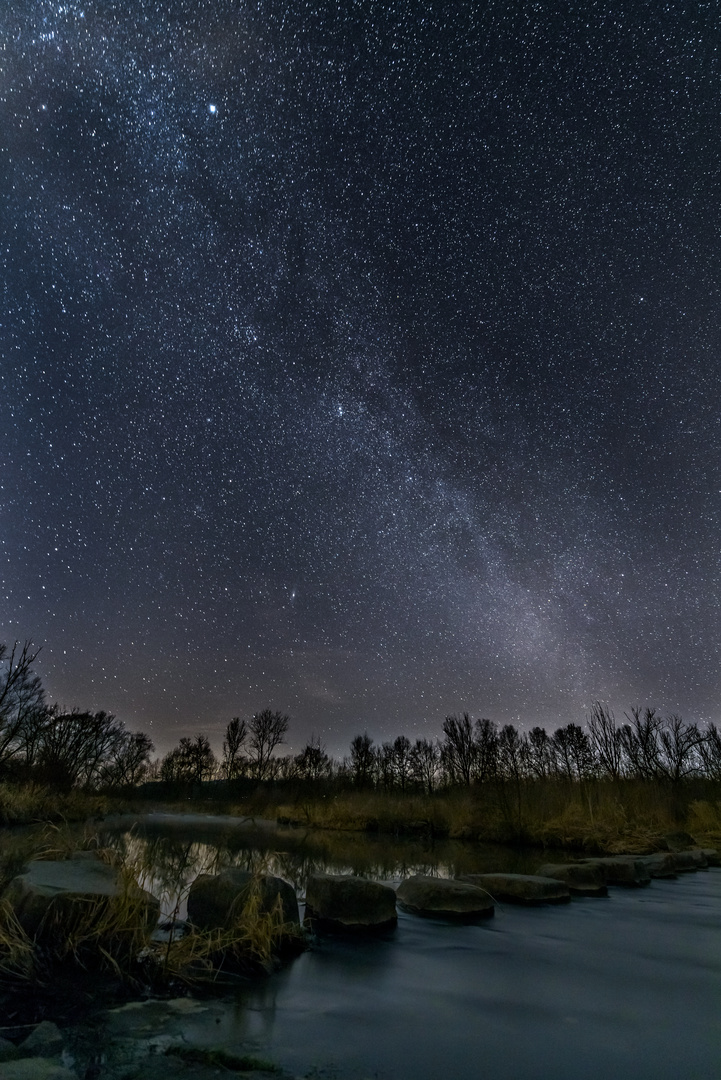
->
2, 852, 159, 937
304, 873, 397, 931
457, 873, 570, 905
396, 875, 494, 920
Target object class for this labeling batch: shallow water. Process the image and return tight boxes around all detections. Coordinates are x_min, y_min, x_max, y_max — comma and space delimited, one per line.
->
93, 815, 721, 1080
243, 872, 721, 1080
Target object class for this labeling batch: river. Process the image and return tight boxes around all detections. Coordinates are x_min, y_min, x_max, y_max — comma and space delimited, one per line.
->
88, 813, 721, 1080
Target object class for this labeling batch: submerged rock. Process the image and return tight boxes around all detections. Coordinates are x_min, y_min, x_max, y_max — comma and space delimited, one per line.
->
304, 873, 397, 931
187, 869, 299, 930
2, 851, 159, 939
456, 873, 570, 905
536, 862, 608, 896
396, 875, 494, 920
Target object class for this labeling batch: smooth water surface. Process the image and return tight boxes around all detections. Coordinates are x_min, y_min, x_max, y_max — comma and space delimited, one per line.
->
98, 815, 721, 1080
240, 872, 721, 1080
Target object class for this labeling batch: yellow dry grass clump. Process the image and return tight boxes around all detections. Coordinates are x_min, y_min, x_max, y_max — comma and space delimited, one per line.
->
0, 830, 304, 992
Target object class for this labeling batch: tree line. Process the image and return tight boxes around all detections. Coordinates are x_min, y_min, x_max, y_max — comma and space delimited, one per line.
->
156, 705, 721, 792
3, 640, 721, 793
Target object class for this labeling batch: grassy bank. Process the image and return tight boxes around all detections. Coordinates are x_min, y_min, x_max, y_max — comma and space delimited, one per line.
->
266, 778, 721, 853
2, 776, 721, 854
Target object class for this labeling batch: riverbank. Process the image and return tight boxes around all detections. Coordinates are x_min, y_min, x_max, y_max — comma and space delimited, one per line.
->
2, 776, 721, 857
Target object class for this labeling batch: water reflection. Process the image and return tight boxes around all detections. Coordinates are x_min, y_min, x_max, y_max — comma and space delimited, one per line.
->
100, 813, 564, 919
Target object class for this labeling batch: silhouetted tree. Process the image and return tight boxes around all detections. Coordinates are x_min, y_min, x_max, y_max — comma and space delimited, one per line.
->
160, 734, 216, 785
247, 709, 289, 780
222, 716, 248, 780
36, 708, 128, 790
391, 735, 413, 791
98, 730, 154, 788
527, 726, 553, 779
699, 723, 721, 781
621, 708, 665, 780
349, 732, 376, 787
551, 723, 595, 781
474, 717, 499, 781
295, 735, 331, 781
0, 641, 45, 775
657, 715, 704, 783
588, 703, 623, 781
377, 741, 396, 790
440, 713, 477, 785
410, 737, 440, 794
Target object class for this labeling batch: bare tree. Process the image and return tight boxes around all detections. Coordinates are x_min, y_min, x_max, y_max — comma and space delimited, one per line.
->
699, 723, 721, 781
348, 732, 376, 787
588, 703, 623, 780
474, 718, 499, 781
440, 713, 477, 786
410, 737, 440, 794
222, 716, 248, 780
621, 708, 665, 780
36, 708, 128, 790
391, 735, 413, 792
0, 642, 45, 773
294, 735, 331, 781
527, 726, 553, 779
657, 715, 703, 783
497, 724, 528, 782
551, 723, 595, 781
377, 741, 396, 790
98, 730, 154, 788
247, 709, 289, 780
160, 734, 216, 785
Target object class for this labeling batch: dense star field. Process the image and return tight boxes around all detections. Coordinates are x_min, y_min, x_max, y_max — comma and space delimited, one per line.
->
2, 0, 720, 754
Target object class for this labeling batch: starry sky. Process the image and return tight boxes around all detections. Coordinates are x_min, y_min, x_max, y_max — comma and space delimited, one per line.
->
2, 0, 720, 756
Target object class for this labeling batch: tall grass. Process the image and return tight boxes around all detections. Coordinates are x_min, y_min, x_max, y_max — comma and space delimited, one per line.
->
0, 782, 110, 826
269, 776, 721, 852
0, 832, 305, 998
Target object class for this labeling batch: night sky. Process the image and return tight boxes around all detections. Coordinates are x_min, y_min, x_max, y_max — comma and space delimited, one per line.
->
2, 0, 720, 756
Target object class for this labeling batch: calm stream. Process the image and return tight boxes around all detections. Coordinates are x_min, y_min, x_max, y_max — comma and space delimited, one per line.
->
84, 813, 721, 1079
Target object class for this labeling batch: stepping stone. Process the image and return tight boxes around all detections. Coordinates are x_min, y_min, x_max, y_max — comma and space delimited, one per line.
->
671, 850, 708, 871
456, 873, 570, 905
304, 874, 397, 931
187, 869, 299, 930
536, 862, 608, 896
639, 853, 678, 878
396, 875, 494, 920
581, 856, 651, 886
